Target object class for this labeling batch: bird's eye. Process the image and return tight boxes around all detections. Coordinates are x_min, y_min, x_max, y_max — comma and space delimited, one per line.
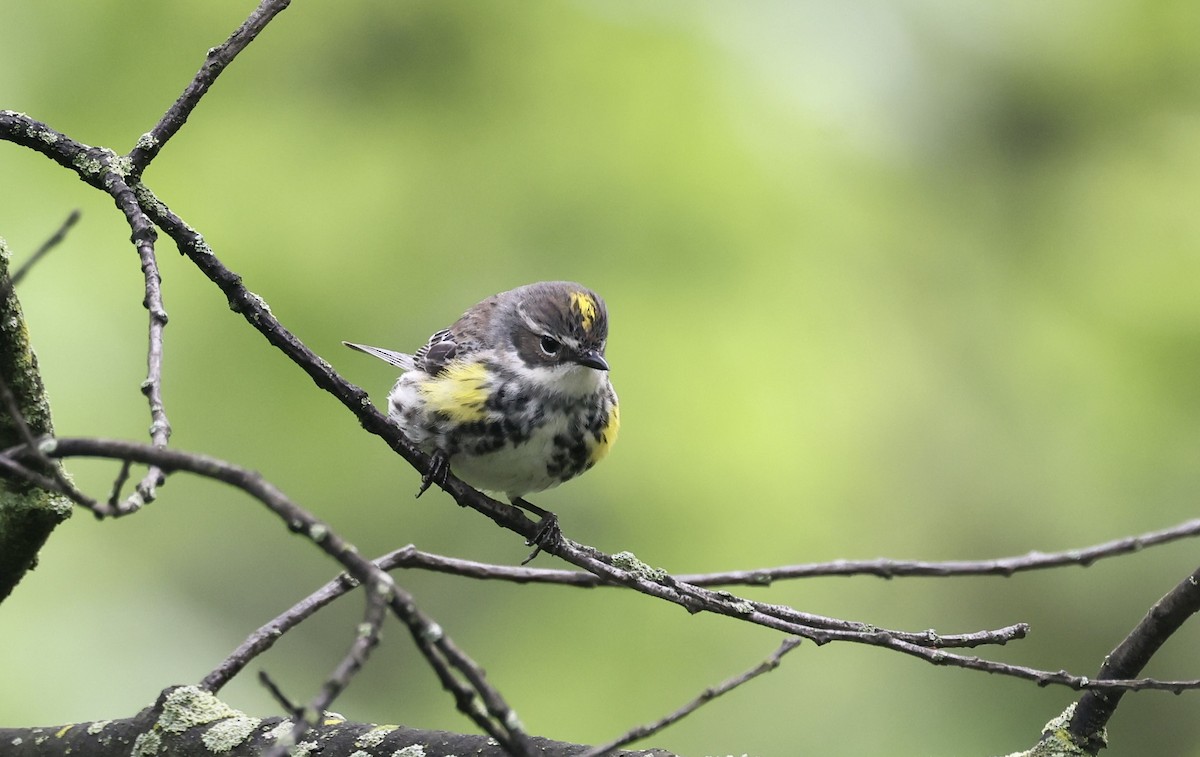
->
539, 335, 561, 356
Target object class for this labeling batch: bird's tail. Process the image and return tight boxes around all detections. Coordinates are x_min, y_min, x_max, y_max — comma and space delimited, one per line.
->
342, 341, 417, 371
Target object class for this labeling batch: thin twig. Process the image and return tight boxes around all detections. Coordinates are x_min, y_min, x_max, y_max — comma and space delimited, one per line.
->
126, 0, 294, 177
382, 544, 600, 586
0, 112, 114, 191
383, 547, 1026, 648
0, 452, 97, 511
258, 671, 302, 718
671, 519, 1200, 584
202, 568, 361, 693
203, 546, 454, 692
99, 163, 169, 512
9, 209, 80, 287
341, 520, 1200, 588
13, 433, 1200, 696
197, 539, 1024, 708
579, 637, 802, 757
106, 172, 171, 512
106, 459, 134, 509
269, 584, 390, 757
881, 633, 1200, 693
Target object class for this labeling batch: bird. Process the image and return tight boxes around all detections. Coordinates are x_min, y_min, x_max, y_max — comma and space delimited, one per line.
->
344, 281, 619, 555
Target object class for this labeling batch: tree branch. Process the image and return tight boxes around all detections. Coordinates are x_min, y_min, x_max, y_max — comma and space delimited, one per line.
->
0, 238, 72, 601
670, 517, 1200, 583
126, 0, 295, 177
580, 638, 802, 757
7, 209, 79, 288
107, 173, 170, 512
0, 685, 674, 757
1068, 563, 1200, 753
267, 587, 388, 757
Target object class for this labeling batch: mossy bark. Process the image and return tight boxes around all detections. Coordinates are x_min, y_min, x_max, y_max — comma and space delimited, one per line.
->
0, 237, 72, 603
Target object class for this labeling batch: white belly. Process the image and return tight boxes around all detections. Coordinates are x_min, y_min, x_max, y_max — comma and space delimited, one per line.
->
448, 413, 573, 499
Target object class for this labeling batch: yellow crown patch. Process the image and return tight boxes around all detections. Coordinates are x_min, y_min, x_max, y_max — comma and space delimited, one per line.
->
569, 291, 598, 332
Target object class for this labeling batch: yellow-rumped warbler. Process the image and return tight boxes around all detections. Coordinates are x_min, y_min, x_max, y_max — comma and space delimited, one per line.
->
344, 281, 619, 544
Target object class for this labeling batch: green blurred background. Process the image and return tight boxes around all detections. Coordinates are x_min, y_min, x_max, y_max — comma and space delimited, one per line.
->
4, 1, 1200, 754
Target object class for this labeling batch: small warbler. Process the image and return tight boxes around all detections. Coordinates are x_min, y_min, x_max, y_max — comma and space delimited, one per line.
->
344, 281, 619, 547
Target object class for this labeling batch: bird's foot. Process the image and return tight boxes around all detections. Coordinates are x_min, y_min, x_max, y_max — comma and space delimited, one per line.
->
416, 450, 450, 498
513, 497, 561, 564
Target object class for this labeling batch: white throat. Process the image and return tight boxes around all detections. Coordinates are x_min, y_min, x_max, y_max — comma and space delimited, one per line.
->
500, 351, 606, 397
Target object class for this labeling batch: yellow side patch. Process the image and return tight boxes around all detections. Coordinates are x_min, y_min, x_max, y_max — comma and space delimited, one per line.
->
590, 403, 620, 464
570, 291, 598, 332
420, 361, 490, 422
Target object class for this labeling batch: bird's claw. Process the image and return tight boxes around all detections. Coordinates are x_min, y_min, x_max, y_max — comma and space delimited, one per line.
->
521, 511, 562, 565
416, 450, 450, 498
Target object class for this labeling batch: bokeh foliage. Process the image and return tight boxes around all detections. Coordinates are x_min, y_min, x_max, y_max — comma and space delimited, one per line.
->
3, 2, 1200, 754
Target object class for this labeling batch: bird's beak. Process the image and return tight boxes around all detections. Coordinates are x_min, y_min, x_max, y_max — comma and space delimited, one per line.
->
574, 349, 609, 372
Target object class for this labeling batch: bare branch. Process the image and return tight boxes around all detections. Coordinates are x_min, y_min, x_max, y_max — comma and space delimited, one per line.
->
580, 637, 802, 756
257, 671, 302, 719
202, 567, 360, 693
126, 0, 295, 176
0, 112, 100, 181
106, 458, 134, 509
106, 173, 171, 512
672, 518, 1200, 584
358, 519, 1200, 589
8, 209, 80, 287
268, 584, 390, 757
1069, 563, 1200, 753
881, 634, 1200, 693
21, 426, 1163, 703
202, 546, 449, 693
0, 451, 95, 512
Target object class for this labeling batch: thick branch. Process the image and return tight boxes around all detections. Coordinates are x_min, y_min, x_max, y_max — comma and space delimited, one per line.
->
0, 238, 72, 602
1068, 563, 1200, 753
0, 685, 674, 757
